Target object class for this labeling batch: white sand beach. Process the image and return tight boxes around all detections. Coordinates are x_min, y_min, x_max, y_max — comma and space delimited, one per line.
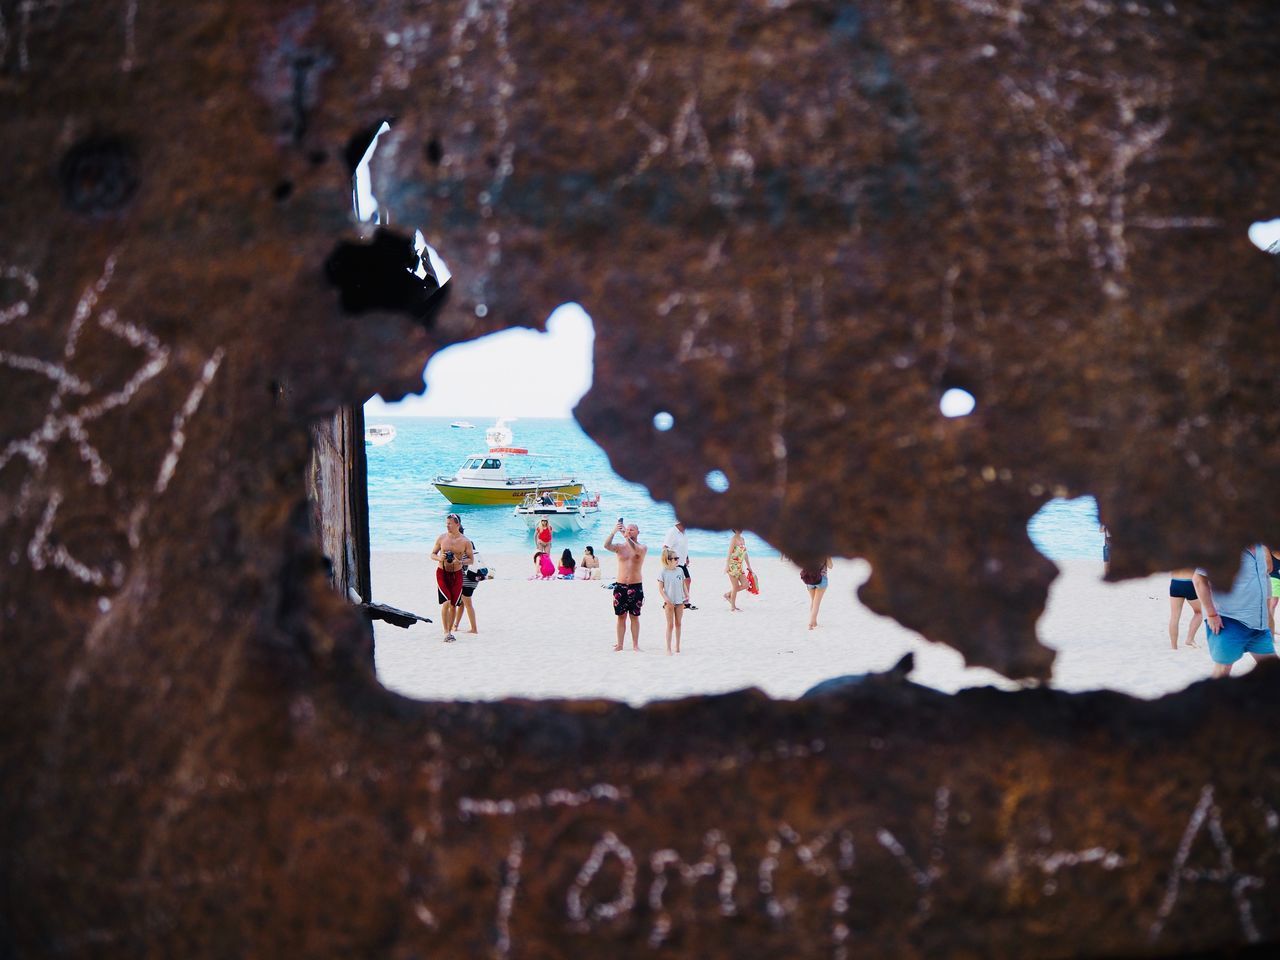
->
372, 554, 1239, 705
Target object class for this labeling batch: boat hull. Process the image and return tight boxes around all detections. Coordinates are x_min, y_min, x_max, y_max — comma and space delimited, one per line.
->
515, 509, 598, 533
432, 480, 585, 505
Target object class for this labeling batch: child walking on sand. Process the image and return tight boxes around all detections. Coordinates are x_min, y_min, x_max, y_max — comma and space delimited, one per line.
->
658, 548, 687, 655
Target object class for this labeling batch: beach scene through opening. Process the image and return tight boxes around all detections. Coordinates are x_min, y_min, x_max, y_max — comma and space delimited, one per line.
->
365, 310, 1256, 705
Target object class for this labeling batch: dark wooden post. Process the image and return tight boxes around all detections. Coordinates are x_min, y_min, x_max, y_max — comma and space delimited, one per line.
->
308, 403, 372, 604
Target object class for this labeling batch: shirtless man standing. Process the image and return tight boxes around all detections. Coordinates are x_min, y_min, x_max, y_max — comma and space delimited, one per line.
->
431, 513, 473, 643
605, 520, 648, 651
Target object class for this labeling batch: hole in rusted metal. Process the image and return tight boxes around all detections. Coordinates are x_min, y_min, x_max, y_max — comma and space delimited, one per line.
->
345, 119, 394, 177
939, 388, 976, 418
652, 411, 675, 432
324, 229, 447, 325
58, 135, 139, 217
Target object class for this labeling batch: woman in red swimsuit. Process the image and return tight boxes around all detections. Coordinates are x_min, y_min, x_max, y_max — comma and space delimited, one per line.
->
535, 518, 553, 555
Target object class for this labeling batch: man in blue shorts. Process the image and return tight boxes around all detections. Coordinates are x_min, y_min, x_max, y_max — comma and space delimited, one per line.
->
1192, 545, 1277, 678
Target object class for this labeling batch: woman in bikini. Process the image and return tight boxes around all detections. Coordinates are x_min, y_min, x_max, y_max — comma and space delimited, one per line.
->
723, 530, 751, 611
579, 545, 600, 580
1269, 548, 1280, 634
1168, 568, 1201, 650
558, 548, 577, 579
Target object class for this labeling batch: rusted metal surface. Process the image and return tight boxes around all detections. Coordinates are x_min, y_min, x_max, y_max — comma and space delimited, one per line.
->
2, 1, 1279, 956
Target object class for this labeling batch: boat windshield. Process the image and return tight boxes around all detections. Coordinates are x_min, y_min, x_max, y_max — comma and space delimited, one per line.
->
482, 458, 501, 469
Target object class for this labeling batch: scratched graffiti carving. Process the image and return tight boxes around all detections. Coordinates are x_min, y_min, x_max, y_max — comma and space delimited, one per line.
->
0, 253, 222, 588
441, 774, 1279, 957
0, 0, 138, 73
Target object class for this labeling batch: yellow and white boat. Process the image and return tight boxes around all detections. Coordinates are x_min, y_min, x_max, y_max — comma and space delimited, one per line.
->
431, 419, 585, 505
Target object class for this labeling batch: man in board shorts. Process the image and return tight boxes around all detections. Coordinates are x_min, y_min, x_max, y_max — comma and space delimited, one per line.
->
604, 520, 648, 651
430, 513, 472, 643
1192, 545, 1277, 678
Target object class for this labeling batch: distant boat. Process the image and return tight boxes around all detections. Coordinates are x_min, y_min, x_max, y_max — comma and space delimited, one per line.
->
450, 421, 475, 429
365, 424, 397, 447
432, 418, 585, 505
514, 490, 601, 532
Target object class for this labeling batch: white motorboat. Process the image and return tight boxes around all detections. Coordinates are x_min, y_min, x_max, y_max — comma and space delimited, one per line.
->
450, 421, 475, 429
365, 423, 397, 447
514, 490, 602, 533
431, 419, 586, 505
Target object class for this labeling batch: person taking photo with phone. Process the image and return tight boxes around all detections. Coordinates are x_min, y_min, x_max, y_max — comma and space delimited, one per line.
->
430, 512, 472, 643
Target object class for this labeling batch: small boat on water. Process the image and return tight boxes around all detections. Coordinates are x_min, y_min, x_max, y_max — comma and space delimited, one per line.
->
431, 418, 586, 505
514, 490, 602, 533
365, 423, 397, 447
450, 421, 475, 429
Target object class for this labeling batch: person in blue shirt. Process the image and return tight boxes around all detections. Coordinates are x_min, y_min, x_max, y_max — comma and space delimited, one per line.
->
1192, 545, 1277, 678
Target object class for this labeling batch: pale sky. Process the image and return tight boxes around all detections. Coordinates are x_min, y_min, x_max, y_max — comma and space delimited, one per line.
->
364, 304, 595, 419
1248, 218, 1280, 252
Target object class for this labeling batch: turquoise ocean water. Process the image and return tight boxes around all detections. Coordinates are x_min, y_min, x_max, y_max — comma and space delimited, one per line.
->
366, 417, 1103, 562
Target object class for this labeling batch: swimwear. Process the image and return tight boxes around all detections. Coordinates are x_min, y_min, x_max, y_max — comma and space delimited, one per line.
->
1206, 615, 1276, 665
436, 567, 464, 607
678, 563, 691, 582
727, 542, 747, 578
1169, 578, 1197, 601
613, 582, 644, 617
804, 576, 829, 591
537, 527, 552, 546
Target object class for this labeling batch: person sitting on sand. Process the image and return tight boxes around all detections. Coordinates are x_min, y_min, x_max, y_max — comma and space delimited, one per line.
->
658, 548, 687, 655
800, 558, 833, 631
531, 551, 555, 580
558, 548, 577, 579
1192, 545, 1277, 678
579, 545, 600, 580
723, 529, 751, 611
430, 513, 472, 643
1168, 568, 1202, 650
605, 520, 648, 651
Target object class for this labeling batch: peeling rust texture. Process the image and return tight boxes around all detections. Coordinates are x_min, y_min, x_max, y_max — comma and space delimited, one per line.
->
2, 1, 1280, 956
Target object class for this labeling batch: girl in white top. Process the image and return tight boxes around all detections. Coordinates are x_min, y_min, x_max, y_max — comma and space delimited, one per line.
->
658, 548, 687, 655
